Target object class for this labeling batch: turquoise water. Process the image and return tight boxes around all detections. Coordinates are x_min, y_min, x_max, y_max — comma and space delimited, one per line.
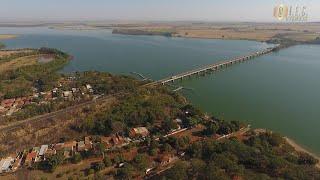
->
1, 27, 319, 155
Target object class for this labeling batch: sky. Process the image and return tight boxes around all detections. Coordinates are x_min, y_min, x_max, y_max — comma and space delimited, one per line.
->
1, 0, 319, 22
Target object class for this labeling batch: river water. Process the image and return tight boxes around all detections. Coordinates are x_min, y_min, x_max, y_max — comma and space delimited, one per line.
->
1, 27, 320, 155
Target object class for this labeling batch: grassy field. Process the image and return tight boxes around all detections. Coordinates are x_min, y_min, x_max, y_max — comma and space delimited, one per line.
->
0, 55, 39, 73
0, 50, 41, 73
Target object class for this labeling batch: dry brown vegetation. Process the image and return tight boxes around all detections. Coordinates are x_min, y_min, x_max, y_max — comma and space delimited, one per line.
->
0, 99, 117, 156
0, 55, 39, 73
3, 158, 104, 180
0, 50, 34, 58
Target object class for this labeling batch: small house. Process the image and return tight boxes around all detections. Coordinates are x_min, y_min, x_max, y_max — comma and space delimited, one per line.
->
24, 152, 37, 166
39, 145, 48, 159
101, 136, 113, 149
62, 141, 77, 158
84, 136, 93, 150
0, 157, 14, 173
86, 84, 92, 90
72, 88, 78, 94
54, 143, 65, 151
44, 149, 56, 157
76, 141, 86, 152
63, 91, 73, 98
129, 127, 150, 138
86, 84, 93, 93
1, 99, 15, 108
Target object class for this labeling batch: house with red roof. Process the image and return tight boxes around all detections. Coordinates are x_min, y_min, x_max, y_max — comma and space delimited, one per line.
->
24, 152, 37, 166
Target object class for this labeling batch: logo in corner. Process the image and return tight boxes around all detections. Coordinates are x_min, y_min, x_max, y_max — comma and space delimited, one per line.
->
273, 4, 308, 22
274, 4, 288, 20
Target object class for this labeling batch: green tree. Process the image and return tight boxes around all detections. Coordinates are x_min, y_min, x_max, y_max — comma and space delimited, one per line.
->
96, 143, 106, 157
298, 152, 318, 165
113, 154, 125, 164
149, 148, 158, 156
205, 163, 229, 180
162, 119, 178, 133
44, 152, 65, 172
163, 143, 173, 153
182, 104, 202, 117
91, 162, 105, 172
87, 168, 95, 175
184, 117, 199, 127
203, 122, 219, 136
133, 154, 149, 172
103, 156, 113, 167
71, 153, 82, 164
116, 164, 135, 179
190, 158, 206, 178
165, 161, 189, 180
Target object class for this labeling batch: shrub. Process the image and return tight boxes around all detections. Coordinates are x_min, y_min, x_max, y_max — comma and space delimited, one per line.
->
103, 156, 113, 167
91, 162, 105, 172
71, 153, 82, 164
88, 168, 95, 175
56, 173, 64, 178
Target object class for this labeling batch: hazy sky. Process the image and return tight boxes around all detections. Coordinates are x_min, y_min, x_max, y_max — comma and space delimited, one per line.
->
1, 0, 319, 22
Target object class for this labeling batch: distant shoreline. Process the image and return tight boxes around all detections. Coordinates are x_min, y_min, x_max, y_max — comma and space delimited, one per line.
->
285, 137, 320, 168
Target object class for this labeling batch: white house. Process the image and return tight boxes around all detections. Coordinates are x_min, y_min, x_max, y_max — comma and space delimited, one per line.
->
39, 145, 48, 157
0, 157, 14, 173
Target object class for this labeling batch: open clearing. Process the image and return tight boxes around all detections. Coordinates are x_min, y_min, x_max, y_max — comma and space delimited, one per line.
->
0, 55, 39, 73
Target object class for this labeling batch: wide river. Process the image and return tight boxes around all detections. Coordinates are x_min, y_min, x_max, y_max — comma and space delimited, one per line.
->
1, 27, 320, 155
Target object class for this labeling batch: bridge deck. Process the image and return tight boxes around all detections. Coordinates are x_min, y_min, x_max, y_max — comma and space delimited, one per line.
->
155, 46, 278, 85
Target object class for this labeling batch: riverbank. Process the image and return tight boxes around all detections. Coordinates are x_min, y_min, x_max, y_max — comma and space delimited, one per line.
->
107, 22, 320, 43
0, 34, 17, 40
285, 137, 320, 168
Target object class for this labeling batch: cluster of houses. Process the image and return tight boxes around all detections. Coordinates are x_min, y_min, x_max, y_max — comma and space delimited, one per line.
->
0, 127, 150, 174
60, 84, 94, 100
0, 136, 93, 174
0, 83, 95, 116
0, 97, 32, 116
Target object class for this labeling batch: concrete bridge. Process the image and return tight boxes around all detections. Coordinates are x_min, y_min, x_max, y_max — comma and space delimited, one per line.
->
151, 46, 279, 85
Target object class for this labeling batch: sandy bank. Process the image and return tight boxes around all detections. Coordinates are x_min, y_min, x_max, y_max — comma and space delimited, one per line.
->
285, 137, 320, 169
0, 34, 17, 40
